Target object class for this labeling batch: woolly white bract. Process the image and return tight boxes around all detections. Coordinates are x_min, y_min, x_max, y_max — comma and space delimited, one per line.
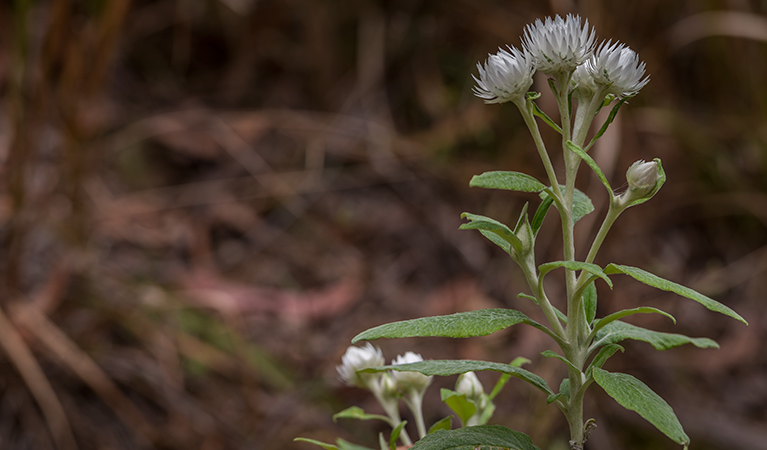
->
586, 40, 650, 98
472, 46, 534, 104
522, 14, 596, 75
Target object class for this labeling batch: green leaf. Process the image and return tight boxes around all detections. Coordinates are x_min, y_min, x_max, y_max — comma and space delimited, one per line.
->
604, 264, 747, 324
364, 360, 553, 396
531, 195, 554, 236
479, 230, 512, 255
539, 261, 612, 289
488, 358, 529, 400
470, 171, 547, 193
582, 282, 598, 325
352, 309, 549, 343
593, 368, 690, 447
585, 97, 630, 151
294, 438, 339, 450
566, 141, 613, 198
338, 440, 375, 450
594, 321, 719, 351
441, 389, 477, 427
333, 406, 391, 424
390, 422, 407, 450
429, 416, 453, 434
591, 307, 676, 337
540, 188, 594, 224
460, 213, 522, 252
585, 344, 624, 378
547, 379, 570, 405
532, 102, 562, 135
410, 425, 541, 450
540, 350, 578, 373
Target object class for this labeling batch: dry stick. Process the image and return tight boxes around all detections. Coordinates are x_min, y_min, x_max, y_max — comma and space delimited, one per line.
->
0, 307, 78, 450
10, 304, 156, 447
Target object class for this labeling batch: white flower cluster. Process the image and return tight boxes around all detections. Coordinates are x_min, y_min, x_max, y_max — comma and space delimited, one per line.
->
473, 14, 648, 104
337, 345, 432, 394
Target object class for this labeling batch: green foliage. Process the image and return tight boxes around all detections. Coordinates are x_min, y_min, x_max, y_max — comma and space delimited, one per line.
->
539, 261, 612, 289
584, 344, 624, 378
410, 425, 541, 450
593, 368, 690, 447
352, 309, 547, 343
566, 141, 613, 198
591, 307, 676, 337
582, 282, 598, 324
593, 321, 718, 351
333, 406, 391, 425
428, 417, 453, 434
604, 264, 747, 324
363, 360, 553, 396
469, 171, 547, 193
441, 389, 477, 427
540, 187, 594, 223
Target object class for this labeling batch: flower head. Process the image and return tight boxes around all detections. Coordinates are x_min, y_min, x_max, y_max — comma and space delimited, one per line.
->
455, 371, 484, 400
473, 46, 535, 104
586, 40, 649, 98
522, 14, 596, 75
390, 352, 433, 393
337, 344, 385, 388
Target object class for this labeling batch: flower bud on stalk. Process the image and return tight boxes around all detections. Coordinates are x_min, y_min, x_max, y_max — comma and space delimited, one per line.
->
626, 160, 659, 197
455, 371, 484, 400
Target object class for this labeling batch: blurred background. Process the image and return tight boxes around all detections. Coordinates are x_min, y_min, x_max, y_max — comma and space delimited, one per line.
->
1, 0, 766, 449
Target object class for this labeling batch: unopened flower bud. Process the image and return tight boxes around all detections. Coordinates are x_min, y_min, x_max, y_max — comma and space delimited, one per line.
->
337, 344, 384, 388
626, 160, 658, 197
390, 352, 433, 393
456, 371, 484, 400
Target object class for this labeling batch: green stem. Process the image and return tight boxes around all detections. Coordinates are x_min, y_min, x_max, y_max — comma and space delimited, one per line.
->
514, 99, 564, 203
407, 390, 428, 439
371, 384, 412, 446
519, 254, 566, 341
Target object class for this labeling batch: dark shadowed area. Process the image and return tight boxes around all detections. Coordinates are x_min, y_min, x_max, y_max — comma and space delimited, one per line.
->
1, 1, 766, 449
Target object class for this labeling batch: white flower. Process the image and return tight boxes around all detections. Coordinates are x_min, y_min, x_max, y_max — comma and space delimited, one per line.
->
390, 352, 433, 392
337, 344, 385, 388
586, 40, 649, 98
456, 371, 484, 400
473, 46, 535, 104
522, 14, 596, 75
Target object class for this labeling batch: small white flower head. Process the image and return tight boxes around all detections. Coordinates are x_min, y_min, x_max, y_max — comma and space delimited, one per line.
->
587, 40, 650, 98
522, 14, 596, 75
473, 46, 535, 104
626, 159, 659, 195
390, 352, 433, 393
456, 371, 484, 400
337, 343, 385, 388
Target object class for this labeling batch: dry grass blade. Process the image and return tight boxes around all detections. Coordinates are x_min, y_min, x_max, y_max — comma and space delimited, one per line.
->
0, 307, 77, 450
10, 303, 157, 447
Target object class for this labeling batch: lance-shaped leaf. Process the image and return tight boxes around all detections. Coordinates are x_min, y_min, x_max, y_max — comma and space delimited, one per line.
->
582, 282, 598, 325
591, 307, 676, 337
531, 195, 554, 236
539, 261, 612, 289
460, 213, 522, 254
352, 309, 554, 344
593, 320, 718, 351
585, 344, 624, 379
363, 360, 553, 396
566, 141, 613, 199
585, 97, 631, 151
604, 264, 748, 324
428, 417, 452, 434
470, 171, 547, 193
410, 425, 541, 450
593, 368, 690, 447
540, 187, 594, 224
333, 406, 391, 425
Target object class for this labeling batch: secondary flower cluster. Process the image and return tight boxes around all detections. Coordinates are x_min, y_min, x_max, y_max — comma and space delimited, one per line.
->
473, 14, 648, 104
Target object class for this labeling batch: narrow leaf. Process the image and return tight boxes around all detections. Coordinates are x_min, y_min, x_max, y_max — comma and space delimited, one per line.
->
593, 368, 689, 446
365, 360, 553, 396
470, 171, 547, 193
566, 141, 613, 198
390, 422, 407, 450
585, 97, 630, 151
410, 425, 541, 450
294, 438, 339, 450
604, 264, 747, 324
585, 344, 624, 378
532, 102, 563, 134
539, 261, 613, 289
594, 321, 719, 351
591, 307, 676, 337
547, 379, 570, 405
531, 195, 554, 235
541, 350, 578, 373
337, 440, 375, 450
582, 282, 598, 325
352, 309, 549, 343
428, 417, 452, 434
333, 406, 392, 424
488, 358, 529, 400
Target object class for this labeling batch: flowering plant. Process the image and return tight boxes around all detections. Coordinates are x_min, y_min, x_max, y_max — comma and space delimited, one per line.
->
298, 14, 746, 450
